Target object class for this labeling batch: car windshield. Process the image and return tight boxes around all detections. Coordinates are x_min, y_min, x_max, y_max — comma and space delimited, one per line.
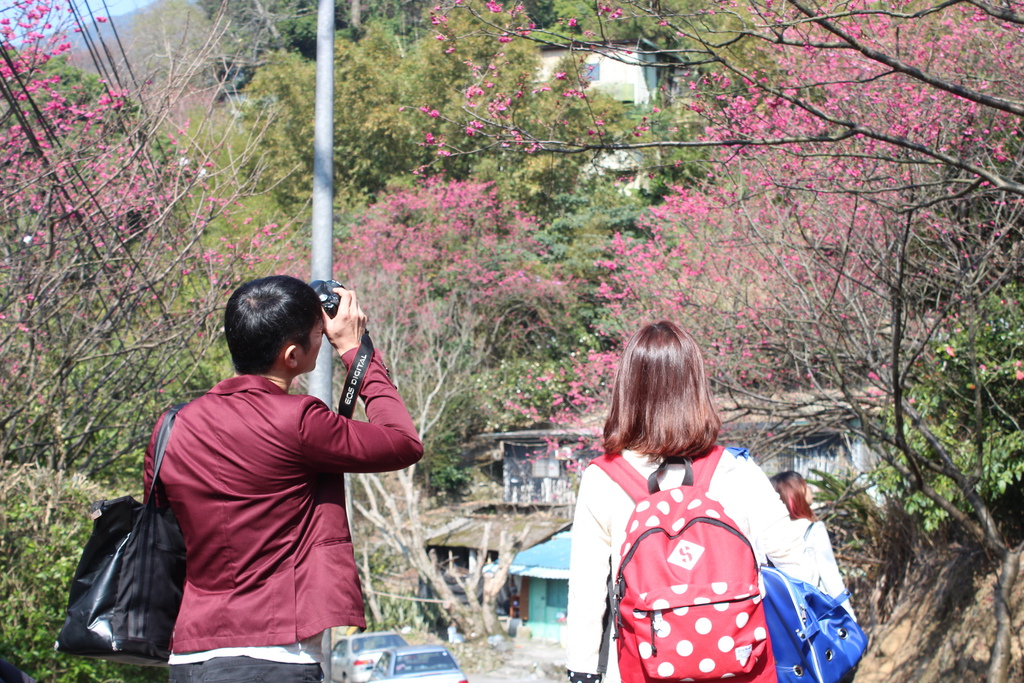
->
352, 635, 406, 655
393, 651, 456, 675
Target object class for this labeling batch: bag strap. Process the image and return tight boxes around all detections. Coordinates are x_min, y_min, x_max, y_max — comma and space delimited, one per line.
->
596, 570, 613, 674
590, 454, 648, 503
803, 520, 828, 591
690, 444, 727, 491
148, 403, 187, 503
591, 444, 733, 501
588, 454, 644, 676
649, 444, 729, 494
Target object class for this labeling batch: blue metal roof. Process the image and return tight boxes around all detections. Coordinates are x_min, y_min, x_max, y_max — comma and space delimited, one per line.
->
506, 530, 571, 579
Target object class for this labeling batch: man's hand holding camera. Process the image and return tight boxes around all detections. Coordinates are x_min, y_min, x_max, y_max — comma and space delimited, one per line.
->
310, 278, 376, 417
323, 286, 366, 357
310, 279, 367, 357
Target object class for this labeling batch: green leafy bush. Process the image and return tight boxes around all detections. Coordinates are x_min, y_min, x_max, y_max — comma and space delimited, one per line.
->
0, 465, 153, 683
876, 285, 1024, 536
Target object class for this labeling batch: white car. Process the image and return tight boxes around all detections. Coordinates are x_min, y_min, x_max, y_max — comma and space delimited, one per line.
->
369, 644, 468, 683
331, 631, 409, 683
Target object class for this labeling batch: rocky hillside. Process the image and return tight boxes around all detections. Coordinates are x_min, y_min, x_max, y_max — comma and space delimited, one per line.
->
853, 545, 1023, 682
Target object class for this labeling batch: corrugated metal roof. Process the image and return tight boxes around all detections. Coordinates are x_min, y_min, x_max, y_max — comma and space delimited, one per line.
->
506, 530, 571, 579
426, 517, 571, 551
509, 565, 570, 579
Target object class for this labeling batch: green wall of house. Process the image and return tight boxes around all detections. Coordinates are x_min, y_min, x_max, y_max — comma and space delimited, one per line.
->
525, 577, 568, 644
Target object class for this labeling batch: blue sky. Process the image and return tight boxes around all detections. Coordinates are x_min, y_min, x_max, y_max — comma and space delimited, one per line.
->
93, 0, 159, 18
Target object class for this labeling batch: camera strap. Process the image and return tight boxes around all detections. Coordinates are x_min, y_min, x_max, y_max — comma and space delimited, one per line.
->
337, 332, 374, 418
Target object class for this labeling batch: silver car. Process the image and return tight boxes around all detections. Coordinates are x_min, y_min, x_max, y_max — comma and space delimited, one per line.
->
369, 645, 468, 683
331, 631, 410, 683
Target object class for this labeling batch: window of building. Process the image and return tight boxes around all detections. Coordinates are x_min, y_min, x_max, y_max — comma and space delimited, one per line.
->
531, 458, 561, 478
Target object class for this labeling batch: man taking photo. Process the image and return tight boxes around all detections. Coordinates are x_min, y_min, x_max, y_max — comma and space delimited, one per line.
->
144, 275, 423, 683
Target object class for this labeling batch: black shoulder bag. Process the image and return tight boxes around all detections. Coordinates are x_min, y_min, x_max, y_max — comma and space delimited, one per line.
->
55, 403, 187, 666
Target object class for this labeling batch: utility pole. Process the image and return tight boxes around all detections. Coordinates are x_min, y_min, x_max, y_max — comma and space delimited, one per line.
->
309, 0, 335, 408
311, 0, 336, 673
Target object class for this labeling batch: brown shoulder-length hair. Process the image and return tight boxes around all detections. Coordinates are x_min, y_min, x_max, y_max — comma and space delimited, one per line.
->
602, 321, 721, 462
770, 471, 817, 521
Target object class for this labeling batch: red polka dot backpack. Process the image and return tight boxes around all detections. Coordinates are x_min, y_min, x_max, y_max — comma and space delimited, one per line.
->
592, 445, 775, 683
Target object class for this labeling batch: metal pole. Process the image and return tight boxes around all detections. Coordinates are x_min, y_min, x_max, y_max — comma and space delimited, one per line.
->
309, 0, 335, 407
311, 0, 336, 673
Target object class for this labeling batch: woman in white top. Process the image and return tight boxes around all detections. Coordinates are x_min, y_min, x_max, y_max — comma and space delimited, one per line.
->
565, 321, 817, 683
769, 471, 856, 620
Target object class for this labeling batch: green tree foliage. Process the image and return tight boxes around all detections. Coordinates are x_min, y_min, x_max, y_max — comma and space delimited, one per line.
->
236, 50, 317, 209
0, 465, 151, 682
196, 0, 441, 59
895, 286, 1024, 537
38, 55, 106, 104
241, 17, 630, 215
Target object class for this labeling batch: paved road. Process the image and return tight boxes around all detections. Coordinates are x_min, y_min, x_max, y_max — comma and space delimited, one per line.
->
466, 639, 564, 683
467, 672, 554, 683
468, 673, 561, 683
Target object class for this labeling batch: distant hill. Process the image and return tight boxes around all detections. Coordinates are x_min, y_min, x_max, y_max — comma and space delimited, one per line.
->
65, 5, 140, 64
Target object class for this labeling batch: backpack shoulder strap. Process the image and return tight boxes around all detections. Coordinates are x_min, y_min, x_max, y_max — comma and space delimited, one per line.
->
804, 519, 822, 541
590, 454, 642, 676
690, 444, 728, 491
590, 454, 648, 503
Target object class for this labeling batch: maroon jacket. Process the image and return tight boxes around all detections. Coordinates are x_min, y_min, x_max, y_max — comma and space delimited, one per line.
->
144, 348, 422, 653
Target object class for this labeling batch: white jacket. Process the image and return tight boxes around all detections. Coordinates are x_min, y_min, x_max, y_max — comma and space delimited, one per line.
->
794, 519, 857, 620
565, 448, 816, 682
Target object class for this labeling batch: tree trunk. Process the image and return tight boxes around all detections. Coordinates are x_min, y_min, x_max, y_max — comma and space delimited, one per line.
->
480, 525, 532, 636
350, 469, 541, 641
350, 0, 361, 29
986, 547, 1021, 683
249, 0, 282, 46
361, 540, 384, 626
352, 469, 486, 637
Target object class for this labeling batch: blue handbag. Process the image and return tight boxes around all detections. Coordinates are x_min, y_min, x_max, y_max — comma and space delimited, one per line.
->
761, 566, 867, 683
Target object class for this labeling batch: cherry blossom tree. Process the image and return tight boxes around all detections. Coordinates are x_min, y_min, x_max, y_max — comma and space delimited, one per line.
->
548, 121, 1024, 683
294, 179, 571, 635
0, 0, 289, 476
428, 0, 1024, 201
327, 179, 571, 443
422, 1, 1024, 676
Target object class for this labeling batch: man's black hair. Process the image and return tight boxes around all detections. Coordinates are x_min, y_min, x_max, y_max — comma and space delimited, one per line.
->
224, 275, 322, 375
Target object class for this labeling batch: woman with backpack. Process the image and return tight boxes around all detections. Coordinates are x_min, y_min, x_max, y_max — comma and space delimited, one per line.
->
770, 471, 857, 620
565, 321, 817, 683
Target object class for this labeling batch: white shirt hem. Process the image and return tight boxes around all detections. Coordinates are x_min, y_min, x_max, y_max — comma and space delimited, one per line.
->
169, 631, 325, 665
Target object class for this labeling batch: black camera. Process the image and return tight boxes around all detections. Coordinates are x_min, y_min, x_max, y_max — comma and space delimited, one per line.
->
309, 279, 345, 318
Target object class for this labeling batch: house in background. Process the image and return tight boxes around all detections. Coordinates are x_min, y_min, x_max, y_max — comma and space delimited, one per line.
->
754, 431, 876, 478
718, 416, 877, 481
464, 422, 868, 508
535, 39, 691, 192
538, 39, 679, 106
423, 502, 572, 613
504, 530, 572, 644
465, 428, 600, 506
